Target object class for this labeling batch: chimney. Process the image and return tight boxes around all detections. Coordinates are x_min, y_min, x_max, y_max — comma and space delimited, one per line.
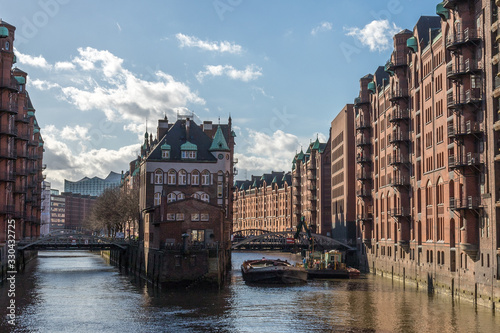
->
157, 115, 169, 140
203, 121, 212, 135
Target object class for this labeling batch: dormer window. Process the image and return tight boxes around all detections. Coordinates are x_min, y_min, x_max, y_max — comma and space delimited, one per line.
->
161, 143, 171, 159
180, 141, 197, 160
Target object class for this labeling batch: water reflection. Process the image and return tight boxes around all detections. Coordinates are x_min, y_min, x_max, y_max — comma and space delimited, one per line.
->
0, 251, 498, 333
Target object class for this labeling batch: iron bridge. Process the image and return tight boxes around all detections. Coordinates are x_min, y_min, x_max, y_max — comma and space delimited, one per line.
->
231, 231, 354, 251
17, 229, 129, 251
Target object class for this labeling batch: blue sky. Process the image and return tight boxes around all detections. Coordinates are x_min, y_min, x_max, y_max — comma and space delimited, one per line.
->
1, 0, 438, 190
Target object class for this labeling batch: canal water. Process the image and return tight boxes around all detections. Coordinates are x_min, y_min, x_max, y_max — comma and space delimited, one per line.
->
1, 251, 499, 332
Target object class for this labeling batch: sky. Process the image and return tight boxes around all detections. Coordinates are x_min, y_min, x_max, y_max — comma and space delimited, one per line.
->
0, 0, 439, 190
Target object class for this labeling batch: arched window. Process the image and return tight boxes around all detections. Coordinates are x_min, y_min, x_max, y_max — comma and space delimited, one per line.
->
200, 193, 209, 202
191, 170, 200, 185
201, 170, 210, 185
177, 192, 185, 200
168, 170, 176, 185
436, 177, 444, 205
191, 192, 200, 200
178, 170, 187, 185
426, 180, 433, 207
154, 192, 161, 206
167, 193, 176, 203
154, 169, 163, 184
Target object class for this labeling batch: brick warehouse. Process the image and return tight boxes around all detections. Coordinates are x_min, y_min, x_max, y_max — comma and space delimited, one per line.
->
355, 1, 500, 309
0, 20, 44, 276
231, 1, 500, 309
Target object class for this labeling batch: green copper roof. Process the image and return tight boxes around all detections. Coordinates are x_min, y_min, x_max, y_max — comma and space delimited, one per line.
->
252, 180, 257, 188
297, 149, 305, 161
209, 126, 230, 151
231, 130, 236, 137
14, 76, 25, 85
27, 111, 35, 117
0, 27, 8, 38
13, 54, 16, 64
181, 141, 198, 151
161, 142, 171, 150
312, 138, 321, 150
240, 183, 245, 190
34, 128, 40, 134
407, 36, 418, 52
271, 176, 277, 184
367, 81, 376, 94
38, 142, 43, 147
436, 3, 449, 20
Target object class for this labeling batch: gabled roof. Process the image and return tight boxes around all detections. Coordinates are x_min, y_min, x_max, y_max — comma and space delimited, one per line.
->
396, 29, 412, 35
145, 119, 219, 162
415, 16, 441, 47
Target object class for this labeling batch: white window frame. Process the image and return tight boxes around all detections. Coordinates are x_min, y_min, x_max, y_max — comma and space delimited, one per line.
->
168, 170, 176, 185
154, 169, 163, 184
178, 170, 187, 185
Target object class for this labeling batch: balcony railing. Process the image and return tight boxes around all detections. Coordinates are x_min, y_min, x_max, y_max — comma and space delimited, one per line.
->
390, 176, 410, 186
446, 28, 482, 49
449, 196, 482, 210
387, 154, 409, 165
448, 152, 483, 169
0, 171, 15, 182
356, 136, 370, 146
388, 109, 410, 122
356, 170, 372, 180
355, 120, 371, 131
447, 89, 482, 108
0, 148, 17, 159
448, 120, 483, 138
0, 101, 18, 114
446, 58, 482, 79
0, 77, 20, 90
389, 88, 409, 101
15, 113, 30, 123
389, 207, 410, 217
356, 213, 373, 222
0, 123, 17, 136
389, 131, 410, 143
356, 189, 371, 197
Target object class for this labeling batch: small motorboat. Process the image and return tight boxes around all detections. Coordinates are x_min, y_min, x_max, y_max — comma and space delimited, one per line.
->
241, 258, 308, 284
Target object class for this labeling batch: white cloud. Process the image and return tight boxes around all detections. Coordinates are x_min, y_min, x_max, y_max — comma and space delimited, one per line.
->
196, 64, 262, 83
235, 129, 299, 176
30, 79, 60, 91
42, 124, 140, 190
60, 125, 91, 141
14, 48, 52, 69
27, 47, 205, 123
54, 61, 76, 70
311, 22, 332, 36
345, 19, 400, 52
175, 33, 242, 54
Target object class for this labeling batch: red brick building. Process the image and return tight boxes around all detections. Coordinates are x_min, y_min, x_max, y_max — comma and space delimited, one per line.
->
233, 171, 292, 234
0, 20, 44, 266
354, 2, 500, 308
139, 116, 235, 250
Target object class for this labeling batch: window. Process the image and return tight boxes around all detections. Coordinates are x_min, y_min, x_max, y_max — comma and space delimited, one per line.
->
178, 170, 187, 185
191, 213, 200, 221
5, 41, 10, 50
162, 150, 170, 159
176, 213, 184, 221
201, 171, 210, 185
154, 169, 163, 184
191, 170, 199, 185
181, 150, 197, 159
191, 229, 205, 243
177, 192, 185, 201
154, 192, 161, 206
168, 170, 176, 185
200, 213, 209, 221
200, 193, 209, 202
167, 213, 176, 221
167, 193, 176, 203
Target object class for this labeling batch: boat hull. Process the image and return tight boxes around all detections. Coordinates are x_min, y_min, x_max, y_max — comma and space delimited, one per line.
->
241, 259, 307, 284
307, 267, 361, 280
